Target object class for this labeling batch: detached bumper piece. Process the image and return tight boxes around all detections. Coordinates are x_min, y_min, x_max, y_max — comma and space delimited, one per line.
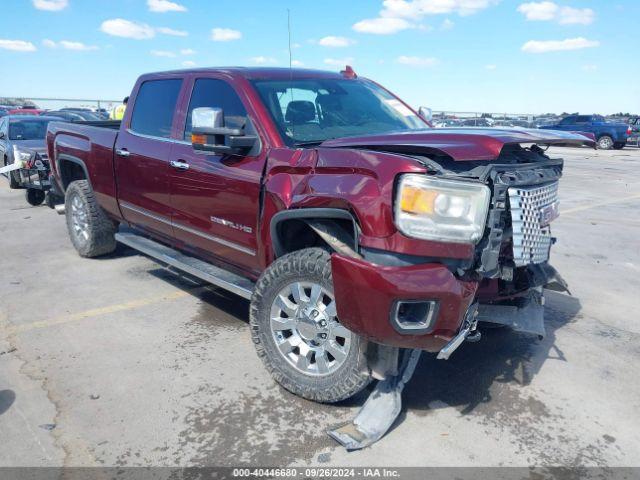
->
477, 288, 546, 338
328, 349, 422, 451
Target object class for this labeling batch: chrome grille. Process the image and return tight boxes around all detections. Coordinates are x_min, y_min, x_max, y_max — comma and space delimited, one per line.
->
508, 182, 559, 267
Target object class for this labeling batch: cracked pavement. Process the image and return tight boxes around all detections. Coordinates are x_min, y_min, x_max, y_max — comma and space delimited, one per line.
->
1, 146, 639, 467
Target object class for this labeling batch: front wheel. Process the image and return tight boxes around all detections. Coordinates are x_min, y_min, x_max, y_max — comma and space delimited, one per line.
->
65, 180, 117, 257
597, 135, 614, 150
250, 248, 371, 403
5, 157, 20, 189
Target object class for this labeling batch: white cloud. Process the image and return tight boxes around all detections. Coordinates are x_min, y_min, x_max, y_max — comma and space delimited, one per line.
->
211, 28, 242, 41
156, 27, 188, 36
353, 17, 414, 34
440, 18, 455, 30
380, 0, 499, 18
517, 1, 557, 20
151, 50, 176, 57
517, 2, 595, 25
324, 57, 355, 66
522, 37, 600, 53
318, 36, 355, 47
582, 64, 598, 72
0, 39, 37, 52
100, 19, 156, 40
180, 48, 195, 55
485, 64, 497, 70
44, 39, 98, 51
397, 55, 438, 67
32, 0, 68, 11
558, 6, 595, 25
182, 60, 196, 67
353, 0, 497, 35
249, 56, 277, 65
291, 60, 304, 66
147, 0, 187, 13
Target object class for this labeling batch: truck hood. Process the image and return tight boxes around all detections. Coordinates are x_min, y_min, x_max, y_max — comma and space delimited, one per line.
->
320, 128, 595, 161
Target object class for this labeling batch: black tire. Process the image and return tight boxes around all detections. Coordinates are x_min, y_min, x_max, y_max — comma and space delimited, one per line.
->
597, 135, 614, 150
5, 157, 20, 189
613, 143, 625, 150
64, 180, 117, 257
25, 189, 45, 206
250, 247, 371, 403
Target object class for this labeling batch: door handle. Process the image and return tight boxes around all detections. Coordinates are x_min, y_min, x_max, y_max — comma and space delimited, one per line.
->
115, 148, 130, 158
170, 160, 190, 171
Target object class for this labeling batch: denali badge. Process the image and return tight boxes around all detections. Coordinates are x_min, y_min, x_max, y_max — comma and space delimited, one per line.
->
539, 201, 560, 226
211, 216, 253, 234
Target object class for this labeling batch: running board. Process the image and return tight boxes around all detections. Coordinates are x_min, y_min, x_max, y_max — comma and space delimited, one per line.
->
115, 232, 255, 300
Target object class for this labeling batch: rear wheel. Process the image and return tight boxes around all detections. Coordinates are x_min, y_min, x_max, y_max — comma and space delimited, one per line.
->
250, 248, 371, 403
597, 135, 614, 150
25, 189, 45, 206
65, 180, 117, 257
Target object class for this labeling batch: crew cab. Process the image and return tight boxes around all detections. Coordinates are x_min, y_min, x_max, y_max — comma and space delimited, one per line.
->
540, 114, 631, 150
47, 67, 594, 404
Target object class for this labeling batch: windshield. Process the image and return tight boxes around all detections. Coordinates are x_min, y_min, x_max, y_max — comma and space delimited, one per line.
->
9, 119, 51, 140
251, 78, 427, 146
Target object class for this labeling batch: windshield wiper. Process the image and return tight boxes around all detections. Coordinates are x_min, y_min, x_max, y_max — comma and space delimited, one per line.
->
293, 140, 326, 147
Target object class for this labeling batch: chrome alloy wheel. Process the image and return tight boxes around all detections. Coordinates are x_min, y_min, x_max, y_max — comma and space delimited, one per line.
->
270, 281, 352, 376
70, 194, 89, 242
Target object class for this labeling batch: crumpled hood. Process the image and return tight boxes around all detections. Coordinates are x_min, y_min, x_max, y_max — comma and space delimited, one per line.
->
320, 128, 595, 161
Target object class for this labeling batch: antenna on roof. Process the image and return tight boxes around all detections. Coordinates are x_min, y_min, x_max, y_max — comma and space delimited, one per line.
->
287, 9, 293, 70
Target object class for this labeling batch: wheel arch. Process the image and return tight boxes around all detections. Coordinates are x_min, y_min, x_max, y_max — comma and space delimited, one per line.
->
270, 208, 360, 259
57, 154, 91, 191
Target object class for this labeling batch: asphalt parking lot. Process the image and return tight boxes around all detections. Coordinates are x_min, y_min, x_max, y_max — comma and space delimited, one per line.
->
1, 146, 639, 468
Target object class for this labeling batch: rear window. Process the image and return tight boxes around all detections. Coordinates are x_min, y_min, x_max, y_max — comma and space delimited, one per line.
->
9, 119, 51, 140
130, 79, 182, 138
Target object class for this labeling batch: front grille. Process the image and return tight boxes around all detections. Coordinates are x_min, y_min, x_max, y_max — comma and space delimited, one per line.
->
508, 181, 559, 267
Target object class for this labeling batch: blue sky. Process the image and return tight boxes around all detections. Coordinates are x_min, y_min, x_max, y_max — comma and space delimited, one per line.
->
1, 0, 638, 114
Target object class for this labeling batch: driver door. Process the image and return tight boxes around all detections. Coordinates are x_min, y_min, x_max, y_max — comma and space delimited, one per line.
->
168, 76, 265, 274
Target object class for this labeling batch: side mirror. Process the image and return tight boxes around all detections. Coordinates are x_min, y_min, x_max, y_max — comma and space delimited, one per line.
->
191, 107, 257, 156
0, 131, 4, 139
418, 106, 433, 122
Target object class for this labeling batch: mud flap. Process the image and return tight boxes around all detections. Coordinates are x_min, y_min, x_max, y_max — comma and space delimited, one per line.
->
327, 349, 422, 451
477, 288, 546, 338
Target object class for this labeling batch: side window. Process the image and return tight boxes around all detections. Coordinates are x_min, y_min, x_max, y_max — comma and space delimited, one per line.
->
184, 78, 248, 139
575, 115, 591, 124
559, 116, 575, 125
130, 79, 182, 138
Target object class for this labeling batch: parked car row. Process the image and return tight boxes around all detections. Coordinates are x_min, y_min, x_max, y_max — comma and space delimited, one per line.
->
432, 113, 634, 149
0, 105, 110, 120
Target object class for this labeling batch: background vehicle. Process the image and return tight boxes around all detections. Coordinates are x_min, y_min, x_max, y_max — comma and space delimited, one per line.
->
47, 68, 592, 432
540, 114, 631, 149
0, 115, 56, 189
9, 108, 45, 116
46, 110, 103, 122
628, 117, 640, 147
459, 117, 493, 127
433, 119, 461, 128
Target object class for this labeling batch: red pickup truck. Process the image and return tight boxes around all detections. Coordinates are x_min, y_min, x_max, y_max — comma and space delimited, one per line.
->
46, 67, 592, 413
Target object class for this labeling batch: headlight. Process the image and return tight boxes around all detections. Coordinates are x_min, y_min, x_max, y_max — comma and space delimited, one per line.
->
395, 174, 491, 244
12, 145, 34, 166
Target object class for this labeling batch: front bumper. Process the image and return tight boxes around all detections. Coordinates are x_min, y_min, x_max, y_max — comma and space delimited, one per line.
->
331, 253, 478, 352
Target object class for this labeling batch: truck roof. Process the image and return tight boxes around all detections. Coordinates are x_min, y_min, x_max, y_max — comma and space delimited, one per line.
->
142, 67, 348, 81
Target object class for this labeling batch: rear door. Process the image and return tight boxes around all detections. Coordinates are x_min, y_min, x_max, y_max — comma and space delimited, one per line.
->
168, 76, 266, 273
114, 77, 184, 240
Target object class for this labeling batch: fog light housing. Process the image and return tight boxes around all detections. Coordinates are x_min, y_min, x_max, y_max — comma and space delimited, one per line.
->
390, 300, 439, 335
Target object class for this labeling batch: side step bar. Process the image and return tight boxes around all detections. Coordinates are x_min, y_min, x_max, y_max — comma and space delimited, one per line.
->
115, 231, 255, 300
